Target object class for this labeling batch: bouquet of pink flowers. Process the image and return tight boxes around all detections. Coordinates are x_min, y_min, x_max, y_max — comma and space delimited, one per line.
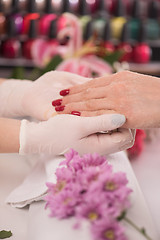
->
45, 149, 152, 240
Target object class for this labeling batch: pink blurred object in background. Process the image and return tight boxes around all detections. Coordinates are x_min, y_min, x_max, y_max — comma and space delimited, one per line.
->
56, 55, 112, 77
127, 130, 146, 159
32, 12, 112, 77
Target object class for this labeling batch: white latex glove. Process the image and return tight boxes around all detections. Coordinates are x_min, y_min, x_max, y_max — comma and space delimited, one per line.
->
0, 71, 89, 120
19, 114, 134, 156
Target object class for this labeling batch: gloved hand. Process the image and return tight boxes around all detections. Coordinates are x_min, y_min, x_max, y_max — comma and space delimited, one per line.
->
0, 71, 90, 120
19, 114, 134, 156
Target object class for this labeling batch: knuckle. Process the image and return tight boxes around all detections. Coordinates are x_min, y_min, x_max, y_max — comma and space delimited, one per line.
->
85, 100, 95, 110
82, 88, 91, 99
64, 104, 74, 113
117, 70, 130, 78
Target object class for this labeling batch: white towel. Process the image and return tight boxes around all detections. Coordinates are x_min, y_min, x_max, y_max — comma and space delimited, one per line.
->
6, 154, 63, 207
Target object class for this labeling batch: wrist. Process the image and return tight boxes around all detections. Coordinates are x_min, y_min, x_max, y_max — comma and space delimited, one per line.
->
19, 120, 40, 155
0, 118, 20, 153
0, 79, 32, 118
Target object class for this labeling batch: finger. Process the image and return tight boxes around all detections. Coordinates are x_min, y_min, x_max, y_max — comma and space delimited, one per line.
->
62, 85, 108, 105
130, 129, 136, 140
56, 98, 115, 114
76, 128, 134, 155
118, 128, 134, 151
80, 109, 117, 117
60, 75, 113, 96
78, 114, 126, 137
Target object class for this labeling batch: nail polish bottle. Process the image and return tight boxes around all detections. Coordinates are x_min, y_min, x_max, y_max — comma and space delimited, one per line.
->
18, 0, 27, 12
1, 19, 21, 58
108, 0, 115, 15
128, 0, 141, 40
61, 0, 71, 13
78, 0, 91, 29
35, 0, 45, 13
111, 0, 127, 39
132, 21, 151, 63
39, 0, 57, 35
146, 0, 160, 40
22, 0, 40, 34
23, 19, 38, 59
83, 20, 93, 44
117, 22, 132, 62
48, 19, 58, 49
102, 21, 114, 52
51, 0, 62, 14
68, 0, 79, 13
93, 0, 109, 37
8, 0, 23, 34
0, 0, 6, 34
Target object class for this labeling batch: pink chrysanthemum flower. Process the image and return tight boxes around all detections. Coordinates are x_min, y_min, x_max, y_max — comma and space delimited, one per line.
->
92, 218, 127, 240
45, 186, 81, 218
45, 149, 132, 239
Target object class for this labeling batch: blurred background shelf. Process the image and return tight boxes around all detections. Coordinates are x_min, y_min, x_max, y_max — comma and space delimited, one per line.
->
1, 60, 160, 79
129, 62, 160, 76
0, 58, 34, 68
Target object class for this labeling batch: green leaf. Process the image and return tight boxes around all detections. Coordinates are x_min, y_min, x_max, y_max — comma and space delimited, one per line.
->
10, 67, 25, 79
0, 230, 12, 239
103, 50, 124, 66
117, 211, 127, 221
27, 67, 41, 81
141, 228, 146, 235
41, 55, 63, 75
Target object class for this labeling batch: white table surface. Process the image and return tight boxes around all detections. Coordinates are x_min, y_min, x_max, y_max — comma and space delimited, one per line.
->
0, 135, 160, 240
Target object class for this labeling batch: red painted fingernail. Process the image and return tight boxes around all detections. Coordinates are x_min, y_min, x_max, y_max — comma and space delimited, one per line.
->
60, 89, 70, 96
55, 105, 65, 112
71, 111, 81, 116
52, 99, 62, 107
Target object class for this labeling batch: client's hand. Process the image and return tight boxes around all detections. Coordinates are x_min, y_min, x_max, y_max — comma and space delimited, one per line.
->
54, 71, 160, 129
19, 114, 134, 156
0, 71, 90, 120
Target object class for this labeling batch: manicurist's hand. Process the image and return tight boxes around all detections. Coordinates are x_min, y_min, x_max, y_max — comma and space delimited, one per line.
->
54, 71, 160, 129
0, 71, 90, 120
19, 114, 134, 156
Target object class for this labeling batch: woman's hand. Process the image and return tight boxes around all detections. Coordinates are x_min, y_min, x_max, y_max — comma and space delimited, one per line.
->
22, 71, 90, 121
54, 71, 160, 129
0, 71, 90, 120
19, 114, 134, 156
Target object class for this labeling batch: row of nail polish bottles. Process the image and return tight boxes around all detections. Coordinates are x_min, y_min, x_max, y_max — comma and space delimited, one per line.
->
1, 0, 160, 42
0, 17, 58, 59
0, 13, 152, 63
0, 0, 156, 63
84, 18, 151, 64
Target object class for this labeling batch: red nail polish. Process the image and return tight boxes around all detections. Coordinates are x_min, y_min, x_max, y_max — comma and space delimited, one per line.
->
60, 89, 70, 96
71, 111, 81, 116
52, 99, 62, 107
55, 106, 65, 112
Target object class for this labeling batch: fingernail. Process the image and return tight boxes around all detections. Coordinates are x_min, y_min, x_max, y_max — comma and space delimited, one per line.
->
71, 111, 81, 116
55, 106, 65, 112
60, 89, 70, 96
112, 115, 126, 127
119, 143, 131, 151
52, 99, 62, 107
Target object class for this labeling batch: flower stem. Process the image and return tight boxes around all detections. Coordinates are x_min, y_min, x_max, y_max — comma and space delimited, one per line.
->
123, 217, 153, 240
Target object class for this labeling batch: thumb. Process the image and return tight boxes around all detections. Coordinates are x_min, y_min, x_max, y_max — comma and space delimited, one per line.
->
79, 114, 126, 137
75, 128, 133, 155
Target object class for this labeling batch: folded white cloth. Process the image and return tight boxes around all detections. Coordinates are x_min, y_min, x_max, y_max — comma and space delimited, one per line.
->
6, 152, 158, 239
6, 154, 62, 207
